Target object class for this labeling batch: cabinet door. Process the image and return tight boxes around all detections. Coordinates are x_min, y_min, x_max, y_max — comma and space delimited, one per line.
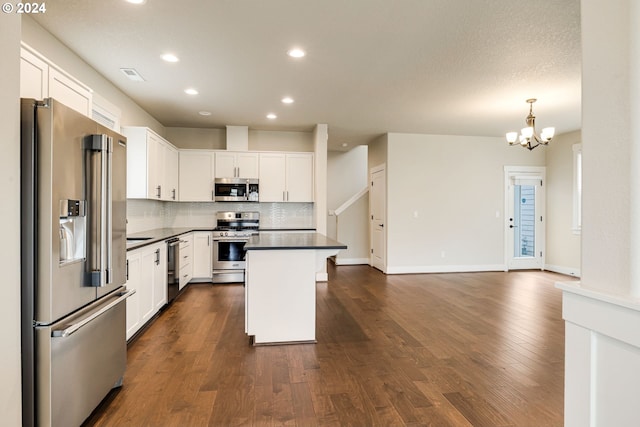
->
179, 233, 194, 289
286, 153, 314, 202
139, 248, 156, 324
259, 153, 286, 202
164, 144, 179, 201
125, 252, 142, 340
237, 152, 259, 178
215, 152, 237, 178
192, 232, 212, 279
146, 133, 163, 199
48, 67, 92, 117
153, 243, 167, 312
179, 151, 216, 201
20, 48, 48, 99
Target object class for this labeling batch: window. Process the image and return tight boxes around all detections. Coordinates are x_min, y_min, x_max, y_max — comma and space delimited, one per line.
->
572, 143, 582, 234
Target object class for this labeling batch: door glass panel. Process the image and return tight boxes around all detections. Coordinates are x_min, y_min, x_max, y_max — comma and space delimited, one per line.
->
217, 241, 246, 262
514, 185, 536, 258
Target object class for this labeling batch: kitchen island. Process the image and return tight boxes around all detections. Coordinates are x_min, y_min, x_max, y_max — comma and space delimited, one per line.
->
244, 232, 346, 345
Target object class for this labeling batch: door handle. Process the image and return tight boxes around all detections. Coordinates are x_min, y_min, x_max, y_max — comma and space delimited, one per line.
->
84, 134, 113, 287
510, 225, 518, 228
52, 289, 136, 337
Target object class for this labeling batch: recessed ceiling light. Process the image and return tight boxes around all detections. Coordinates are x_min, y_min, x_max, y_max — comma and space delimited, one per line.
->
341, 143, 348, 148
281, 97, 294, 104
266, 113, 277, 120
287, 48, 306, 58
125, 0, 146, 4
184, 88, 199, 95
161, 53, 179, 63
199, 111, 212, 116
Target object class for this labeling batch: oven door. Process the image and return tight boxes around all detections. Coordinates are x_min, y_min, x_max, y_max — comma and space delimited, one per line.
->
212, 238, 247, 283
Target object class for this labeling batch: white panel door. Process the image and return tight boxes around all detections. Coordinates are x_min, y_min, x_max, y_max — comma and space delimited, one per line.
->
48, 67, 92, 116
259, 153, 286, 202
236, 152, 259, 178
192, 232, 213, 279
179, 151, 216, 201
125, 252, 142, 340
286, 153, 314, 202
370, 166, 386, 272
20, 48, 48, 99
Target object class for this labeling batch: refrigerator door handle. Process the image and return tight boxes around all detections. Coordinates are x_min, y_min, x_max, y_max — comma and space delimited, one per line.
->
51, 289, 136, 338
84, 134, 114, 287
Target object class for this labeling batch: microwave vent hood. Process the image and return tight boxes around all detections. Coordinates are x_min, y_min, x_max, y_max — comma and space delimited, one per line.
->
226, 125, 248, 151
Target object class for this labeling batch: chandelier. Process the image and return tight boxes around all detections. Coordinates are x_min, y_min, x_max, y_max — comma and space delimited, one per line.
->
506, 98, 555, 150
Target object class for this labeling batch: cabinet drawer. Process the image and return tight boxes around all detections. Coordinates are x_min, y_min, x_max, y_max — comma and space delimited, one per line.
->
179, 263, 192, 289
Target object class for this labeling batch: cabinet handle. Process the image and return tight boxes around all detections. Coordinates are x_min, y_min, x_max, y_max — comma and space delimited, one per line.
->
212, 190, 215, 201
156, 185, 162, 198
126, 259, 129, 281
155, 248, 160, 265
172, 188, 176, 200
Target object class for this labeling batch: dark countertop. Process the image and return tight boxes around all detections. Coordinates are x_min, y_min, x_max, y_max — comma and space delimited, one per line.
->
244, 232, 347, 251
126, 227, 318, 251
126, 227, 195, 251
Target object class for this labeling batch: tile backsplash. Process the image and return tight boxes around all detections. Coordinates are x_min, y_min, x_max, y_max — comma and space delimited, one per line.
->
127, 199, 315, 234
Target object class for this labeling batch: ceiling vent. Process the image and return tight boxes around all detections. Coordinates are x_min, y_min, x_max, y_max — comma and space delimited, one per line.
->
120, 68, 145, 82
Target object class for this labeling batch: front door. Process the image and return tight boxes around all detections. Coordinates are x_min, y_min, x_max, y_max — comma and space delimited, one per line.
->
504, 167, 545, 270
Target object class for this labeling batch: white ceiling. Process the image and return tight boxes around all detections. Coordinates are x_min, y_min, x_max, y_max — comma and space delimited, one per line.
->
31, 0, 581, 151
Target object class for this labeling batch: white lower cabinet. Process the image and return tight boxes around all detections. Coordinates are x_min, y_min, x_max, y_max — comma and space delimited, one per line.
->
179, 233, 194, 289
192, 231, 213, 280
126, 242, 167, 340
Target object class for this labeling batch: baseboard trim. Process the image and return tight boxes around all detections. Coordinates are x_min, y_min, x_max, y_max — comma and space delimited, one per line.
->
386, 264, 505, 274
544, 264, 581, 278
334, 257, 370, 266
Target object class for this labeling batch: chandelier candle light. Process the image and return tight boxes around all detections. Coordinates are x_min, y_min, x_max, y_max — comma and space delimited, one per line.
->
506, 98, 555, 150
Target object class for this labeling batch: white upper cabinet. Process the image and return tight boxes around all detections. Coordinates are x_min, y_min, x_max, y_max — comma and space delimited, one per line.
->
259, 153, 314, 202
179, 150, 216, 202
122, 127, 179, 201
215, 151, 259, 178
20, 45, 92, 117
20, 48, 48, 100
48, 67, 92, 117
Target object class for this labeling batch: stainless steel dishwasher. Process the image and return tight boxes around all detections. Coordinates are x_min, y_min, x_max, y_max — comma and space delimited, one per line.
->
167, 237, 180, 303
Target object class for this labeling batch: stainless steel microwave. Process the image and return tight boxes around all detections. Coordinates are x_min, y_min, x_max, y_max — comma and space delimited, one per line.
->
214, 178, 259, 202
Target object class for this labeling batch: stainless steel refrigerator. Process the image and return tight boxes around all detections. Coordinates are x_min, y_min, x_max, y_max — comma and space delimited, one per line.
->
20, 98, 134, 427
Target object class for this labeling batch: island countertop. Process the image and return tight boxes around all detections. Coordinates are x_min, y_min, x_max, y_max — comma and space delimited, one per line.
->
245, 232, 347, 251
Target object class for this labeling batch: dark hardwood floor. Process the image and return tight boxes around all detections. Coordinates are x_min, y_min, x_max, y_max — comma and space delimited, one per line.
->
84, 265, 565, 427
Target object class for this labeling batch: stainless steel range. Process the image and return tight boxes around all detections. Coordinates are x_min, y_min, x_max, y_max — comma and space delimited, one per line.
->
212, 211, 259, 283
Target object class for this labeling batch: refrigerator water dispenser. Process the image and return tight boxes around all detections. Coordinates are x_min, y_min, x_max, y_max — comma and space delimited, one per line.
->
59, 199, 86, 263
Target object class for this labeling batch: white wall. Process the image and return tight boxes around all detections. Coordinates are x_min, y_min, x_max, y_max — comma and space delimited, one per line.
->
580, 1, 631, 294
1, 13, 23, 426
559, 2, 640, 426
327, 146, 369, 209
165, 127, 226, 150
545, 130, 581, 276
385, 133, 545, 273
165, 127, 314, 151
327, 146, 370, 263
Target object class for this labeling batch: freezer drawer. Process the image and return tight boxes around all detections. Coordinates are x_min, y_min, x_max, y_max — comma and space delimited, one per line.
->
35, 288, 133, 427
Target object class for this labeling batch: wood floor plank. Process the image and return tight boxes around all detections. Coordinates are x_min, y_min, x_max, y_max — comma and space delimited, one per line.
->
83, 266, 566, 427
